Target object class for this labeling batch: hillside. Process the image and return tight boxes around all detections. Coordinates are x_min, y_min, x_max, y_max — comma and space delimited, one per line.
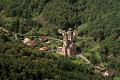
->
0, 0, 120, 80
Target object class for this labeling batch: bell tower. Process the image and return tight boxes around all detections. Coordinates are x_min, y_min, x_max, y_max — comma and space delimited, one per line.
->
62, 32, 68, 56
67, 29, 73, 42
63, 32, 68, 47
59, 28, 76, 56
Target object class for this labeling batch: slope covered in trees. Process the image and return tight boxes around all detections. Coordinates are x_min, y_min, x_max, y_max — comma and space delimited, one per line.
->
0, 33, 107, 80
0, 0, 120, 79
1, 0, 120, 56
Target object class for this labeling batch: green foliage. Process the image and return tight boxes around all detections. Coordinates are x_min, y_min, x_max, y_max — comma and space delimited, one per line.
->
0, 0, 120, 79
42, 0, 86, 28
0, 36, 107, 80
90, 53, 100, 65
0, 33, 9, 42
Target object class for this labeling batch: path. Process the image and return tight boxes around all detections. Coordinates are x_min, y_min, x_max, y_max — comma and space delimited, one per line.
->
76, 53, 91, 64
46, 37, 62, 42
0, 27, 18, 40
77, 37, 93, 40
46, 36, 93, 42
28, 35, 63, 42
26, 35, 93, 43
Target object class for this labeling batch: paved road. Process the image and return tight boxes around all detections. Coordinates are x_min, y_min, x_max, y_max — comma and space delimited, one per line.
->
1, 27, 92, 65
76, 54, 91, 64
46, 36, 93, 42
46, 37, 63, 42
28, 35, 63, 42
0, 27, 9, 33
0, 27, 93, 45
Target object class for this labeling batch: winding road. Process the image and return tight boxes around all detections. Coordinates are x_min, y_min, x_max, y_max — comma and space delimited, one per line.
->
0, 27, 18, 40
0, 27, 91, 64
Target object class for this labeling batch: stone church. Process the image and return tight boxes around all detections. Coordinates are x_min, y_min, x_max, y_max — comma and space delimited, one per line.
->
61, 28, 76, 56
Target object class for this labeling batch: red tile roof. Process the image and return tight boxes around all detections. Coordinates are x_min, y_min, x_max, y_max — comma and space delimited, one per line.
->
107, 69, 115, 76
40, 46, 47, 51
41, 37, 48, 42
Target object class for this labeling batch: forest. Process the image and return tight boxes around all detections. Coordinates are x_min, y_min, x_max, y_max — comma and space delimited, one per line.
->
0, 0, 120, 79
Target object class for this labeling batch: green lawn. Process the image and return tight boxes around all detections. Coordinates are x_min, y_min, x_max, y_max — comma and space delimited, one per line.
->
78, 23, 88, 31
51, 53, 63, 58
82, 41, 101, 60
71, 57, 84, 64
114, 77, 120, 80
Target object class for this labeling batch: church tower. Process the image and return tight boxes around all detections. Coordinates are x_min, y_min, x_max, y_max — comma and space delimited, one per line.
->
61, 28, 76, 56
67, 29, 73, 42
62, 33, 68, 56
63, 32, 68, 47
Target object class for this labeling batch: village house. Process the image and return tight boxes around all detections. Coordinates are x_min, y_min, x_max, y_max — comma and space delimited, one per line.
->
40, 37, 48, 42
23, 38, 35, 46
40, 46, 47, 51
73, 30, 79, 36
23, 38, 31, 44
94, 66, 106, 72
103, 69, 115, 77
118, 36, 120, 39
94, 65, 115, 77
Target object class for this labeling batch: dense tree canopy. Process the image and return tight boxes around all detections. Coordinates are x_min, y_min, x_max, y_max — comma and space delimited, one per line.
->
0, 34, 107, 80
0, 0, 120, 79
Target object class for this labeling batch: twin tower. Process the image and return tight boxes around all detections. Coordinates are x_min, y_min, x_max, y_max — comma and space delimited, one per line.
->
62, 28, 76, 56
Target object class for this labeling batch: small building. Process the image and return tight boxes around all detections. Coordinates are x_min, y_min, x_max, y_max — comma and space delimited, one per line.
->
40, 37, 48, 42
29, 41, 35, 46
23, 38, 31, 44
118, 36, 120, 39
23, 38, 35, 46
94, 66, 106, 72
40, 46, 47, 51
73, 30, 79, 36
103, 69, 115, 77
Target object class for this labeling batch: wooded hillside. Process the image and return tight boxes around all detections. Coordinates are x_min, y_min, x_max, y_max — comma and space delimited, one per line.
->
0, 0, 120, 79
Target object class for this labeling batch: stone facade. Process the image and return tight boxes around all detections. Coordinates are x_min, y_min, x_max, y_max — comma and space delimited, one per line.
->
62, 29, 76, 56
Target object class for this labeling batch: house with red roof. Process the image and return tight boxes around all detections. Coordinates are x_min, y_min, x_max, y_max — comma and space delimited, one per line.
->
40, 37, 48, 42
103, 69, 115, 77
40, 46, 47, 51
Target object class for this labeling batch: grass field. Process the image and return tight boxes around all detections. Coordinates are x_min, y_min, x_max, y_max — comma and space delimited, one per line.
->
71, 57, 84, 64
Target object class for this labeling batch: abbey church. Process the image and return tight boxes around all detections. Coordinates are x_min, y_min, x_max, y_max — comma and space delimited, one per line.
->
59, 28, 77, 56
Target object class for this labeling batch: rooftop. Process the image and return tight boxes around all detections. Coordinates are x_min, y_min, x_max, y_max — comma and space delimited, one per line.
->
40, 46, 47, 51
